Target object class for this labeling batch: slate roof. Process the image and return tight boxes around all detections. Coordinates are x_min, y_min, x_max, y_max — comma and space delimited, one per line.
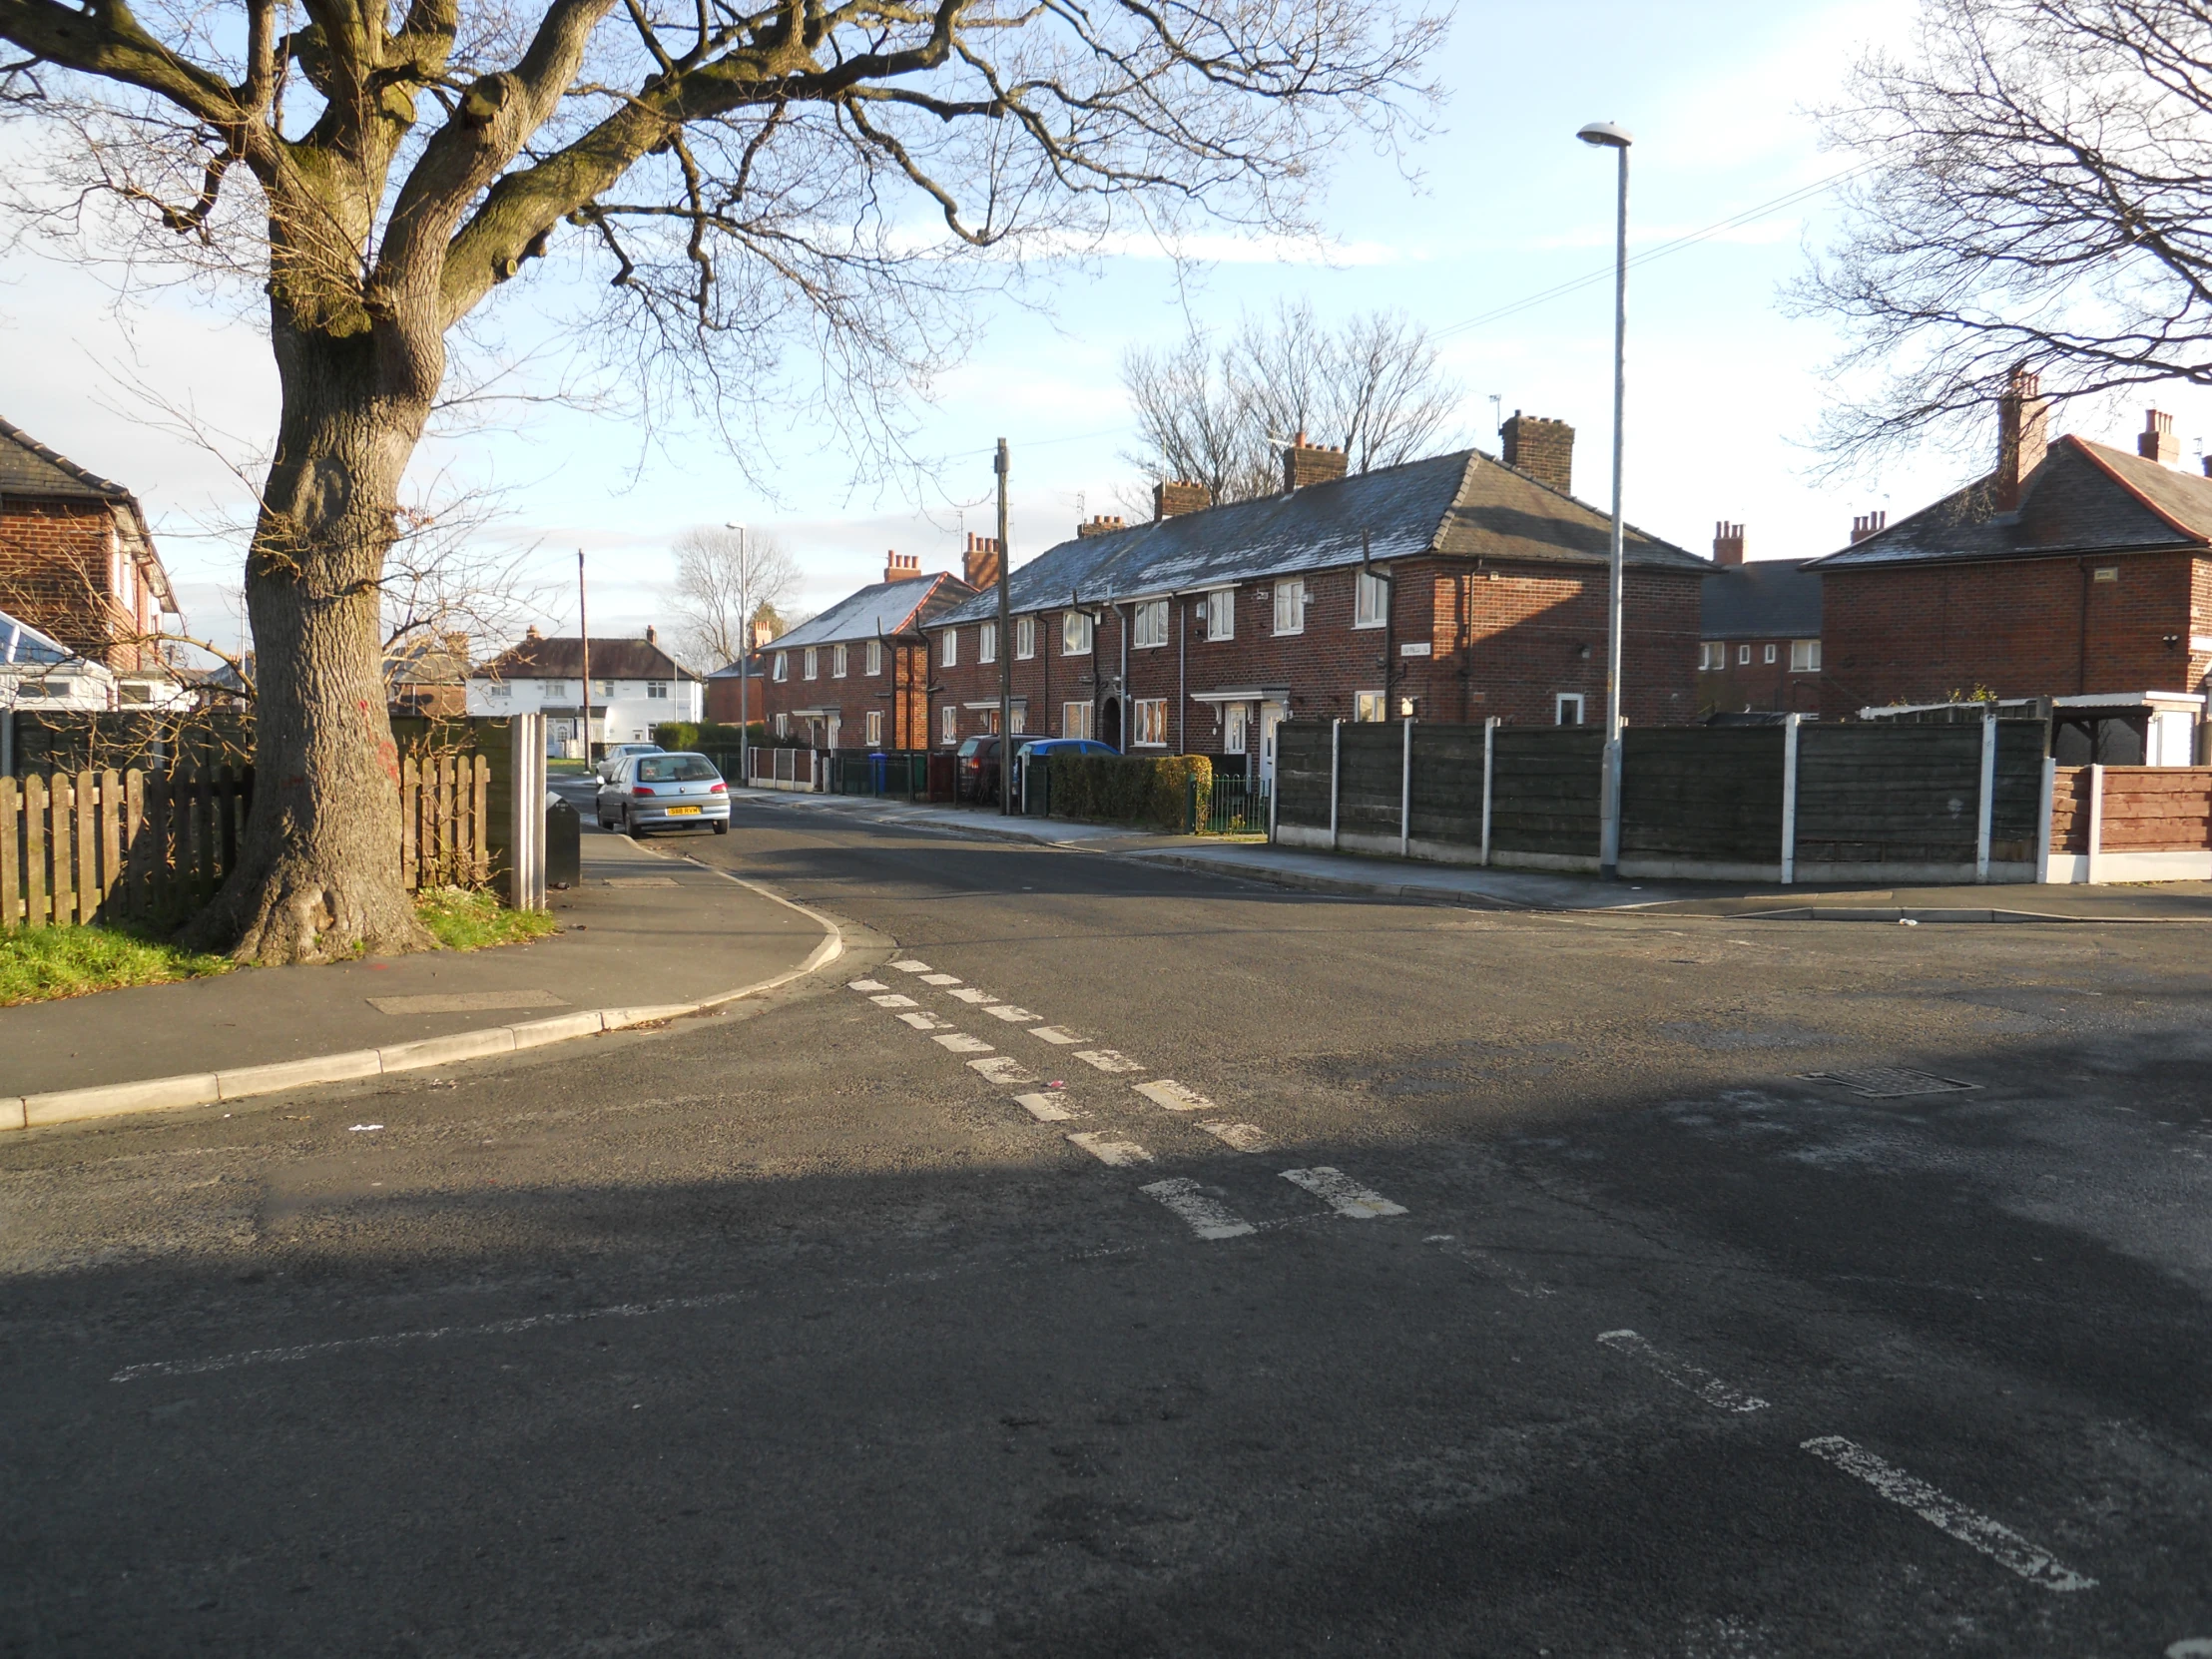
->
934, 448, 1701, 627
1701, 559, 1823, 640
760, 573, 973, 654
1808, 435, 2212, 570
473, 635, 699, 681
0, 604, 77, 667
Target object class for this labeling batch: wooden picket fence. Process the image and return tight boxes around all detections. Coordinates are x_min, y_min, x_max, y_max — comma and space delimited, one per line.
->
2, 756, 490, 930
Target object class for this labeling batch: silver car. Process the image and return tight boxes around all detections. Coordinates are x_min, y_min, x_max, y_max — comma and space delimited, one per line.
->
595, 742, 663, 784
596, 752, 731, 835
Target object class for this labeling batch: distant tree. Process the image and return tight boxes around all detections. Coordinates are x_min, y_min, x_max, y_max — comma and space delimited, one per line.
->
1799, 0, 2212, 462
1121, 301, 1461, 504
668, 528, 797, 671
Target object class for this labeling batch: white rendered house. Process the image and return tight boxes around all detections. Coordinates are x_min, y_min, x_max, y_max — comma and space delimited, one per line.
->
468, 626, 703, 757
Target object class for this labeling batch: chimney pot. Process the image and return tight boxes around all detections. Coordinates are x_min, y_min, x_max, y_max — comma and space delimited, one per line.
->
1850, 510, 1889, 544
1712, 521, 1746, 566
883, 549, 921, 584
962, 533, 1002, 589
1499, 413, 1575, 495
2139, 407, 2181, 465
646, 625, 657, 644
1153, 480, 1212, 520
1076, 514, 1127, 539
526, 624, 543, 640
1994, 364, 2049, 510
1282, 437, 1349, 494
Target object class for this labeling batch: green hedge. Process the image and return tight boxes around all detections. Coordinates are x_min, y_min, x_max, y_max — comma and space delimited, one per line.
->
652, 720, 766, 752
1045, 754, 1210, 831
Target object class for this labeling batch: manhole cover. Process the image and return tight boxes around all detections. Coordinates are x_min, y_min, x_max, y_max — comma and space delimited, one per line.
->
1802, 1068, 1978, 1099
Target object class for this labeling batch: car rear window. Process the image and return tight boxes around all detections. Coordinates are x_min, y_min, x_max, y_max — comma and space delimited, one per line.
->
636, 755, 720, 782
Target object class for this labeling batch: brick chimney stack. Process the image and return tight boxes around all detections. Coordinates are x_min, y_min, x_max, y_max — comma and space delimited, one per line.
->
2139, 408, 2180, 465
1994, 364, 2049, 510
1712, 522, 1745, 566
1153, 480, 1211, 520
961, 532, 1002, 590
1076, 515, 1126, 539
1282, 431, 1348, 493
1499, 412, 1574, 496
883, 549, 921, 584
1850, 510, 1888, 544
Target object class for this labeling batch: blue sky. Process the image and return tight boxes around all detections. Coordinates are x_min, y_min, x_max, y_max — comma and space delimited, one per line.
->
10, 0, 2209, 661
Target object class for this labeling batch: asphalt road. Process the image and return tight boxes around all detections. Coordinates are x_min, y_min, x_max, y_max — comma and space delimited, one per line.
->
4, 795, 2210, 1657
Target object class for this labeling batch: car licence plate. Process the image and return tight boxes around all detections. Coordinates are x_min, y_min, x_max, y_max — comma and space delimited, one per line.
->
666, 805, 701, 816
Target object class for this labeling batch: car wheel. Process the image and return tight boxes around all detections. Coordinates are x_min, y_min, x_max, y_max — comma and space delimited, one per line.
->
712, 822, 728, 835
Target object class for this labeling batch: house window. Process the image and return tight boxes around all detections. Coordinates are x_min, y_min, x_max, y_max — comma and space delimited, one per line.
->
1274, 579, 1306, 635
646, 680, 669, 699
1763, 643, 1778, 665
1015, 616, 1036, 659
865, 638, 883, 676
1009, 706, 1026, 735
940, 704, 957, 745
941, 630, 959, 668
1699, 642, 1725, 671
1224, 703, 1251, 754
1556, 692, 1585, 726
1355, 691, 1387, 723
596, 679, 615, 696
1791, 639, 1822, 672
487, 681, 513, 700
804, 648, 819, 680
776, 713, 791, 737
1737, 644, 1751, 666
1133, 599, 1169, 648
979, 622, 997, 665
1063, 701, 1094, 740
1132, 698, 1169, 747
773, 653, 789, 682
119, 682, 153, 705
1062, 610, 1093, 656
1355, 570, 1389, 629
864, 709, 883, 747
1202, 590, 1234, 642
832, 644, 847, 678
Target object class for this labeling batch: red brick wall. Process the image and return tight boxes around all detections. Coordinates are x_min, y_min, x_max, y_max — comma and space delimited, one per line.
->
0, 499, 148, 669
753, 638, 931, 748
924, 558, 1702, 751
1821, 553, 2212, 719
1698, 642, 1821, 716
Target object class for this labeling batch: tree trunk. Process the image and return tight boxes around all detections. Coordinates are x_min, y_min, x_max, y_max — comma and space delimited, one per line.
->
182, 328, 437, 963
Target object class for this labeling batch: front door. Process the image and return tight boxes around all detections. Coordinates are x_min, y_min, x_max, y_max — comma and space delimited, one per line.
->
1100, 696, 1122, 753
1258, 702, 1287, 787
828, 716, 841, 751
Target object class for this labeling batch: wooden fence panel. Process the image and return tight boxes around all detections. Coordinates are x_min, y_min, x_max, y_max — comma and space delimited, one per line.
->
24, 773, 47, 929
1274, 722, 1334, 830
1406, 726, 1490, 844
2098, 768, 2212, 851
1335, 724, 1404, 835
0, 777, 17, 927
1620, 728, 1784, 861
1795, 725, 1982, 864
1489, 729, 1603, 857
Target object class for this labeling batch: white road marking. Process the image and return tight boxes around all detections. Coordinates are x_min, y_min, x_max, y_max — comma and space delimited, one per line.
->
890, 960, 932, 973
1141, 1178, 1257, 1241
969, 1056, 1038, 1085
919, 973, 963, 986
869, 993, 919, 1008
846, 979, 889, 992
1028, 1027, 1084, 1044
2167, 1643, 2212, 1657
1425, 1235, 1551, 1298
984, 1005, 1041, 1023
933, 1033, 994, 1053
947, 987, 996, 1004
896, 1011, 951, 1030
1014, 1092, 1077, 1122
1800, 1436, 2096, 1592
1197, 1120, 1273, 1153
1134, 1079, 1215, 1113
1597, 1330, 1769, 1413
1074, 1049, 1145, 1074
1281, 1167, 1407, 1218
1067, 1132, 1151, 1167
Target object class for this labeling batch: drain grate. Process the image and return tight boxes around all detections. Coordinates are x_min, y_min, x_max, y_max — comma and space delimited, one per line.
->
1803, 1067, 1979, 1099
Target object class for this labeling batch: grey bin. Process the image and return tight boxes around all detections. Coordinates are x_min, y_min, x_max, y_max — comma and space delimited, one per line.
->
545, 797, 581, 889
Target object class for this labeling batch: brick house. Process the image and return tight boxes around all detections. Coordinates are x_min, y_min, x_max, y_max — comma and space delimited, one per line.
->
0, 415, 184, 691
1811, 377, 2212, 727
384, 632, 472, 718
752, 551, 978, 749
925, 424, 1706, 781
1697, 522, 1822, 716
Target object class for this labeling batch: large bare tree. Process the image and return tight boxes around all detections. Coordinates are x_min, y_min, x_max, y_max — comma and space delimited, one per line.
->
1801, 0, 2212, 462
667, 524, 794, 670
1121, 298, 1460, 504
0, 0, 1440, 961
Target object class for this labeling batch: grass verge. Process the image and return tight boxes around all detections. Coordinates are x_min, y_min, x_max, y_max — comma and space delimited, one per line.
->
0, 923, 234, 1006
413, 885, 562, 951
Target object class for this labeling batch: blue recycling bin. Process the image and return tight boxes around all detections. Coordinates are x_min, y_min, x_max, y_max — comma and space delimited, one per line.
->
869, 751, 887, 797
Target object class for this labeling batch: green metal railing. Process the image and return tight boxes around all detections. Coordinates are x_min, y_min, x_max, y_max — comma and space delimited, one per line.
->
1192, 773, 1270, 835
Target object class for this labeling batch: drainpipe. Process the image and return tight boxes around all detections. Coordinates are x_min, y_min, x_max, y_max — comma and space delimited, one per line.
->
1178, 594, 1187, 754
1117, 598, 1127, 751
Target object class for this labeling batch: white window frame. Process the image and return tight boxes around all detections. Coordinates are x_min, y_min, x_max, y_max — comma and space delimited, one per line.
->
488, 681, 512, 700
1699, 642, 1725, 672
1763, 642, 1778, 665
1133, 598, 1170, 649
804, 648, 819, 681
1062, 610, 1093, 657
1015, 615, 1036, 659
595, 679, 615, 697
832, 644, 847, 678
1274, 579, 1306, 636
865, 709, 884, 747
1202, 590, 1235, 642
773, 653, 788, 683
1063, 701, 1094, 740
941, 629, 959, 668
646, 680, 669, 700
940, 703, 957, 745
1355, 691, 1387, 723
776, 713, 791, 737
1132, 697, 1169, 747
1355, 570, 1389, 629
1791, 639, 1822, 672
1737, 644, 1752, 667
865, 637, 883, 676
1556, 692, 1585, 726
979, 621, 997, 665
1223, 702, 1250, 754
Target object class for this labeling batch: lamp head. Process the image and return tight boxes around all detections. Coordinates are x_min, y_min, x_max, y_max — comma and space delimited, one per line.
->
1577, 121, 1633, 149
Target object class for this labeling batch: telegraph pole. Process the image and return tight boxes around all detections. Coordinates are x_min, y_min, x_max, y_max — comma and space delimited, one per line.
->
996, 438, 1013, 816
577, 549, 592, 765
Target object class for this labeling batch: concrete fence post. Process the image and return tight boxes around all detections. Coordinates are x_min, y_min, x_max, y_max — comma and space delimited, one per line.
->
1975, 710, 1997, 883
1480, 717, 1497, 867
1398, 716, 1413, 857
1780, 714, 1801, 885
1329, 718, 1343, 851
507, 712, 546, 911
2086, 762, 2105, 885
2035, 755, 2056, 883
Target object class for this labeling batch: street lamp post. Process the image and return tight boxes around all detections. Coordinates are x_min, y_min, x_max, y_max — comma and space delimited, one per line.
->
1578, 119, 1633, 880
723, 521, 750, 788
